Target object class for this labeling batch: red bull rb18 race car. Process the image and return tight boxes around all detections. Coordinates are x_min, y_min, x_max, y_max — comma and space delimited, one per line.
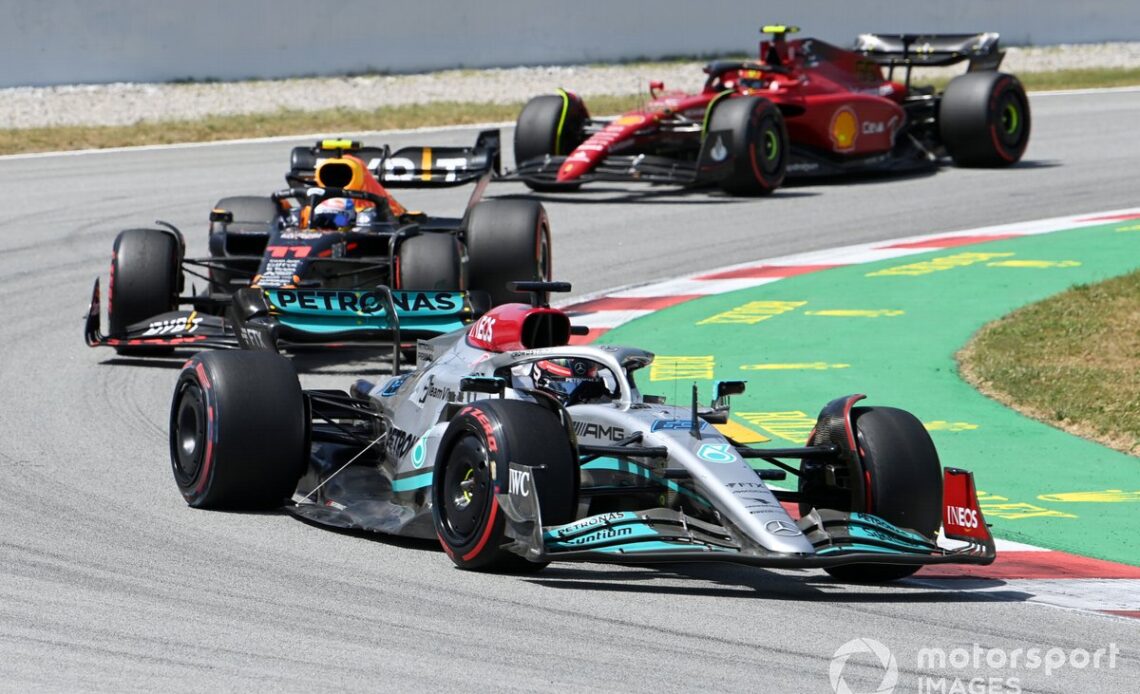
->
168, 282, 995, 580
508, 25, 1030, 194
86, 132, 551, 356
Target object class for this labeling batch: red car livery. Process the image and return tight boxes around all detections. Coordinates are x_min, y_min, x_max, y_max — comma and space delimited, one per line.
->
509, 25, 1030, 195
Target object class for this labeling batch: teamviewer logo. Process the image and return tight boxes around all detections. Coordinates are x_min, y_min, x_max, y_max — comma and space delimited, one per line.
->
830, 638, 898, 694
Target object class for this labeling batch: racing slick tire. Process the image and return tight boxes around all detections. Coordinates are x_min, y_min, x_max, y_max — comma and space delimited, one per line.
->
939, 72, 1030, 167
463, 200, 552, 306
707, 95, 788, 196
169, 351, 307, 509
514, 93, 588, 192
108, 228, 181, 354
432, 399, 578, 572
396, 233, 464, 292
824, 406, 943, 583
209, 195, 280, 289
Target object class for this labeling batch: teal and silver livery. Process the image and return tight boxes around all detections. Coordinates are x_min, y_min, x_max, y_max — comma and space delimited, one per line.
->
170, 281, 996, 585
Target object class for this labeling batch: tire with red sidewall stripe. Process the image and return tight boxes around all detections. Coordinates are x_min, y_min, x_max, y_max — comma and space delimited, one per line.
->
108, 228, 181, 353
939, 72, 1030, 167
707, 95, 788, 196
825, 406, 943, 582
463, 200, 551, 306
169, 351, 307, 509
396, 232, 464, 292
432, 399, 577, 572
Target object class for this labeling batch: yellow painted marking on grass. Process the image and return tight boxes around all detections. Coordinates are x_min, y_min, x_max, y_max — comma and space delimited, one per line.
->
868, 252, 1014, 277
714, 418, 771, 444
649, 355, 715, 381
741, 362, 850, 371
986, 259, 1081, 269
977, 491, 1077, 520
736, 411, 815, 445
420, 147, 432, 181
1038, 490, 1140, 503
1115, 224, 1140, 232
924, 421, 979, 432
697, 300, 805, 325
804, 309, 904, 318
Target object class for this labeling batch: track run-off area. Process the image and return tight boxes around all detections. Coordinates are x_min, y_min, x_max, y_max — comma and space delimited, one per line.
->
0, 88, 1138, 691
568, 209, 1140, 612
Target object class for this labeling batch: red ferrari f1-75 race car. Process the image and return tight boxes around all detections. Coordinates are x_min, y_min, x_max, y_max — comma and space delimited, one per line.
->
508, 25, 1030, 194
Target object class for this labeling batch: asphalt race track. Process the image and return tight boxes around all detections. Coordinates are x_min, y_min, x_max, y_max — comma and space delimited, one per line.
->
1, 89, 1138, 692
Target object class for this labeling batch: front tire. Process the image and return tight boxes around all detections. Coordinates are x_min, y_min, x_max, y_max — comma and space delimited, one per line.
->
432, 400, 578, 572
170, 351, 307, 509
824, 406, 943, 582
108, 228, 181, 353
396, 233, 463, 291
514, 93, 588, 192
707, 96, 788, 195
464, 200, 551, 306
940, 72, 1030, 167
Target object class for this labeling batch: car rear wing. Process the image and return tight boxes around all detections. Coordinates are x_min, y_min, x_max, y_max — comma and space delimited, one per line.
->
287, 130, 501, 189
854, 32, 1004, 85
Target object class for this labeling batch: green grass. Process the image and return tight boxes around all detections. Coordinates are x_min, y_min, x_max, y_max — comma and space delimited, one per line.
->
2, 66, 1138, 156
959, 270, 1140, 455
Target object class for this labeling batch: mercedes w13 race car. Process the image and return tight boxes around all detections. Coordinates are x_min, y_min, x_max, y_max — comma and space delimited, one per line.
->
507, 25, 1029, 192
168, 281, 995, 580
85, 132, 552, 355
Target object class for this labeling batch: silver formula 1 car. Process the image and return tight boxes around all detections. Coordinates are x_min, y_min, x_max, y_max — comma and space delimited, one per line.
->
168, 282, 995, 580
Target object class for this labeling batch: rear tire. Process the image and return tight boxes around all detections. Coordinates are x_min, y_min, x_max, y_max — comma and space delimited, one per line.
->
707, 96, 788, 195
464, 200, 551, 306
396, 233, 463, 292
514, 93, 588, 192
939, 72, 1030, 167
169, 351, 307, 509
108, 228, 180, 354
824, 406, 943, 583
432, 400, 578, 572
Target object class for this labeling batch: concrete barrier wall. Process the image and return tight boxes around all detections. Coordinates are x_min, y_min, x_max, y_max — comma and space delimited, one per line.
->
3, 0, 1138, 88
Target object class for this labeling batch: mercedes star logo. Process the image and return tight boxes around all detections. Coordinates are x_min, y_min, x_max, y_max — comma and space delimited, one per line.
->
765, 519, 800, 536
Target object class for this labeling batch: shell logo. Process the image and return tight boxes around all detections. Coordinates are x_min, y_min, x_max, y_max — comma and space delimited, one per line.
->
829, 106, 858, 151
616, 114, 646, 126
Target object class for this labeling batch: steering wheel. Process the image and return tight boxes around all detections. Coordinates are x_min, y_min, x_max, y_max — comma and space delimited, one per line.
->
564, 379, 614, 407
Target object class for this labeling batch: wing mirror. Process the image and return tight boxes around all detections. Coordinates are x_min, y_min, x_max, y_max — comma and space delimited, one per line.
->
460, 376, 506, 395
711, 380, 746, 411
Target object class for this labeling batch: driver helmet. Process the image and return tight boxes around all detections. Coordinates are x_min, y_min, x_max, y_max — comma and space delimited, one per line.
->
309, 197, 376, 231
531, 358, 600, 403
